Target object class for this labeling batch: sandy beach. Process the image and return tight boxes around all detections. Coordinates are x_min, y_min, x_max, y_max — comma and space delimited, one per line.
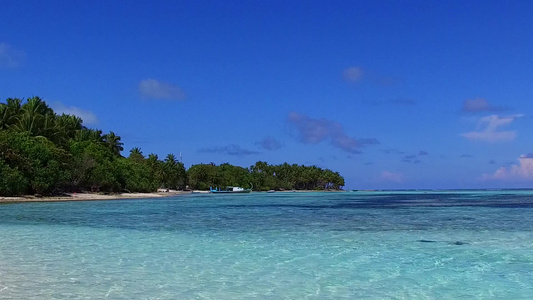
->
0, 190, 192, 204
0, 190, 345, 204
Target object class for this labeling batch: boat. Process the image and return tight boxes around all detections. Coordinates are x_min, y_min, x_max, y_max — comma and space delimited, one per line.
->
209, 186, 252, 193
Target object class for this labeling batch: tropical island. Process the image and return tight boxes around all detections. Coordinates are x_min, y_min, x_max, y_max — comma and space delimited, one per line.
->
0, 97, 345, 197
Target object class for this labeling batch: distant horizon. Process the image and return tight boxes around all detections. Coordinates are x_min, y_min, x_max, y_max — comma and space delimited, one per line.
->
345, 188, 533, 192
2, 1, 533, 190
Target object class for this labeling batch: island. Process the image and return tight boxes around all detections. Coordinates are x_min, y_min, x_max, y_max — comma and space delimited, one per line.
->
0, 97, 345, 198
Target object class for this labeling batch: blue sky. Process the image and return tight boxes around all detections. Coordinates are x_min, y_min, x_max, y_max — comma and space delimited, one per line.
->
2, 0, 533, 189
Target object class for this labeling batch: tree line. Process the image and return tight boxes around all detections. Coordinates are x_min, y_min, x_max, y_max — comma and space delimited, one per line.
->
188, 162, 344, 191
0, 97, 344, 196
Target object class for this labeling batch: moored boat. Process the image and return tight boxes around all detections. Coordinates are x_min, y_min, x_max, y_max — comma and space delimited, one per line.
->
209, 186, 252, 193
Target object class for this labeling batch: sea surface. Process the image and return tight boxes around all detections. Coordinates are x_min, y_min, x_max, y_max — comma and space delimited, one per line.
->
0, 191, 532, 299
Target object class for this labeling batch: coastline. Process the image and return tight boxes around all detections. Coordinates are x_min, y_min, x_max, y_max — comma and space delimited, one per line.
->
0, 189, 348, 204
0, 191, 192, 204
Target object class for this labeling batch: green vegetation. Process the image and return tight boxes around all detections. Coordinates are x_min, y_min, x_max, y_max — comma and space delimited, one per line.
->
0, 97, 344, 196
186, 161, 344, 191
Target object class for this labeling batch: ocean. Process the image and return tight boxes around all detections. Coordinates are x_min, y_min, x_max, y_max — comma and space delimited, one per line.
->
0, 191, 532, 299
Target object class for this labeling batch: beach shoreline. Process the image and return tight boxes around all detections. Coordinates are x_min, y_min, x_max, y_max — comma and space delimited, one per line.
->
0, 191, 192, 204
0, 189, 349, 204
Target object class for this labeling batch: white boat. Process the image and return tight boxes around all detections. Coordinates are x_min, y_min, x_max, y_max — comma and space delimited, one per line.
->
209, 186, 252, 193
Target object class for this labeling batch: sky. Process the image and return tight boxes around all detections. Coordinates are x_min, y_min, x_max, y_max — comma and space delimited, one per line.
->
1, 0, 533, 189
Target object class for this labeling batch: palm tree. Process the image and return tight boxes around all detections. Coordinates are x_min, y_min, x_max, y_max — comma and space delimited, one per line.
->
129, 147, 144, 163
0, 104, 8, 130
89, 129, 104, 142
163, 154, 186, 189
12, 97, 55, 137
41, 112, 60, 144
55, 114, 82, 139
24, 96, 53, 115
74, 128, 91, 142
130, 147, 143, 156
164, 153, 177, 165
102, 131, 124, 156
146, 153, 164, 189
0, 98, 22, 129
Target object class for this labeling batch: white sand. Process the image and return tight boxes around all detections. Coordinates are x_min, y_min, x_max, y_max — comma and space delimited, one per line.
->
0, 191, 191, 204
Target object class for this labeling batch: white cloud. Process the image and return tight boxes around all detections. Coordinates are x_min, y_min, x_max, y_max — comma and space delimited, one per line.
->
461, 114, 523, 142
462, 131, 516, 142
343, 67, 364, 82
482, 154, 533, 181
51, 102, 98, 125
139, 79, 185, 100
0, 43, 25, 68
380, 171, 404, 183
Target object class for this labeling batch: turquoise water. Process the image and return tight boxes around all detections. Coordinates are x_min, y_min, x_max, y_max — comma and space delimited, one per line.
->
0, 191, 532, 299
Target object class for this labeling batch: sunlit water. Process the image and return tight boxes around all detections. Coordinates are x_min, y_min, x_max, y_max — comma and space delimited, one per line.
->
1, 191, 532, 299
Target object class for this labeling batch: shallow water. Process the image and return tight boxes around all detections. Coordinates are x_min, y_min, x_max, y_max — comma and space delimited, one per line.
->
1, 191, 532, 299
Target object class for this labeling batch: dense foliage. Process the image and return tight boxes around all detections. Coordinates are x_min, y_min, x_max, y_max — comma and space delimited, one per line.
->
0, 97, 344, 196
0, 97, 186, 196
187, 162, 344, 191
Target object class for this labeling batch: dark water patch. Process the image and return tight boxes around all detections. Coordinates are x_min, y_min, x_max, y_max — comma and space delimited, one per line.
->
221, 199, 533, 210
2, 192, 533, 233
417, 239, 469, 245
450, 241, 468, 245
